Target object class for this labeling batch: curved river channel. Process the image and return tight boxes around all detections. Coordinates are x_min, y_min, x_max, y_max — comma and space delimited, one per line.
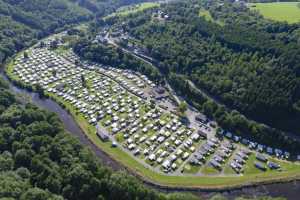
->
0, 71, 299, 200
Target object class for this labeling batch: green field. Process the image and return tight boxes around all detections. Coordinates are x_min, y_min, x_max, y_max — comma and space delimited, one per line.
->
249, 2, 300, 23
105, 2, 159, 19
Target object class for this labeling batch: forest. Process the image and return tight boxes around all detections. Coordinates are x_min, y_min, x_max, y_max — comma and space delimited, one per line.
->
0, 0, 150, 64
121, 0, 300, 133
73, 37, 163, 82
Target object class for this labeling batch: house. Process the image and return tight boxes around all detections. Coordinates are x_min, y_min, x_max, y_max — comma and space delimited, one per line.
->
149, 154, 156, 161
191, 133, 200, 141
210, 160, 221, 169
190, 158, 200, 165
284, 152, 290, 159
112, 141, 117, 147
182, 152, 190, 160
96, 125, 109, 141
255, 162, 266, 171
256, 153, 267, 162
128, 144, 136, 151
237, 152, 248, 160
233, 135, 240, 143
195, 114, 208, 124
268, 162, 280, 170
162, 160, 171, 169
249, 142, 257, 149
266, 147, 273, 155
214, 155, 224, 163
155, 86, 165, 94
171, 163, 177, 170
257, 144, 264, 152
197, 130, 207, 139
241, 138, 249, 145
274, 149, 283, 158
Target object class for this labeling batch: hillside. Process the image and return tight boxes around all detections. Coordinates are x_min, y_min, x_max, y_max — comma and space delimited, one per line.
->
106, 0, 300, 134
0, 0, 150, 64
70, 0, 300, 154
0, 0, 92, 63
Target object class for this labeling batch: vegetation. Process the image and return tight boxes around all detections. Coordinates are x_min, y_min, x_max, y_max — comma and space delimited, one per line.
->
75, 0, 300, 154
2, 59, 287, 199
199, 9, 224, 26
0, 0, 91, 63
0, 0, 299, 198
73, 39, 163, 82
106, 2, 160, 18
0, 0, 153, 64
0, 75, 205, 200
123, 1, 300, 133
6, 45, 300, 191
249, 2, 300, 23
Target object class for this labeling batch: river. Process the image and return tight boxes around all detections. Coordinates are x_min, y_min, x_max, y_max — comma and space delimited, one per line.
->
0, 71, 299, 200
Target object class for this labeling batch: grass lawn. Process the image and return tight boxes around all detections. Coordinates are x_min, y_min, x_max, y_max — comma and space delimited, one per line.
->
201, 165, 220, 175
5, 50, 300, 190
249, 2, 300, 23
105, 2, 159, 19
199, 9, 224, 26
183, 164, 201, 174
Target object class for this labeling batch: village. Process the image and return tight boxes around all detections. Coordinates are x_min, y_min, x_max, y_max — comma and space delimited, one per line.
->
9, 33, 297, 177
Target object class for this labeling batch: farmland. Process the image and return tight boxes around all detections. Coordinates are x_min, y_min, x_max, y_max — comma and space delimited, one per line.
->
249, 2, 300, 23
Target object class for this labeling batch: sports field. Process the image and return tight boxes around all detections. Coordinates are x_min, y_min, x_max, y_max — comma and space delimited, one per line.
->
249, 2, 300, 23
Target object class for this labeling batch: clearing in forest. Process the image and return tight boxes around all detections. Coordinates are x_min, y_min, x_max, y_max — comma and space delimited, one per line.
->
249, 2, 300, 23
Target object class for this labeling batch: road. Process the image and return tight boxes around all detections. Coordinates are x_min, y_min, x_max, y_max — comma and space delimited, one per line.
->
187, 80, 223, 106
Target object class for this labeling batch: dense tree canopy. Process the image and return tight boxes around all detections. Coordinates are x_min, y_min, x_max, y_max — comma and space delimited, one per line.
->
120, 0, 300, 133
73, 38, 163, 82
0, 0, 152, 63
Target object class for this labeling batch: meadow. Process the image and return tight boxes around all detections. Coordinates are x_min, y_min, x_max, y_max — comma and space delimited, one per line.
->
105, 2, 159, 19
249, 2, 300, 23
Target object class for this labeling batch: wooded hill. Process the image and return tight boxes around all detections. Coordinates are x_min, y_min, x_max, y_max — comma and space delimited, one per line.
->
112, 0, 300, 135
72, 0, 300, 154
0, 0, 149, 64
